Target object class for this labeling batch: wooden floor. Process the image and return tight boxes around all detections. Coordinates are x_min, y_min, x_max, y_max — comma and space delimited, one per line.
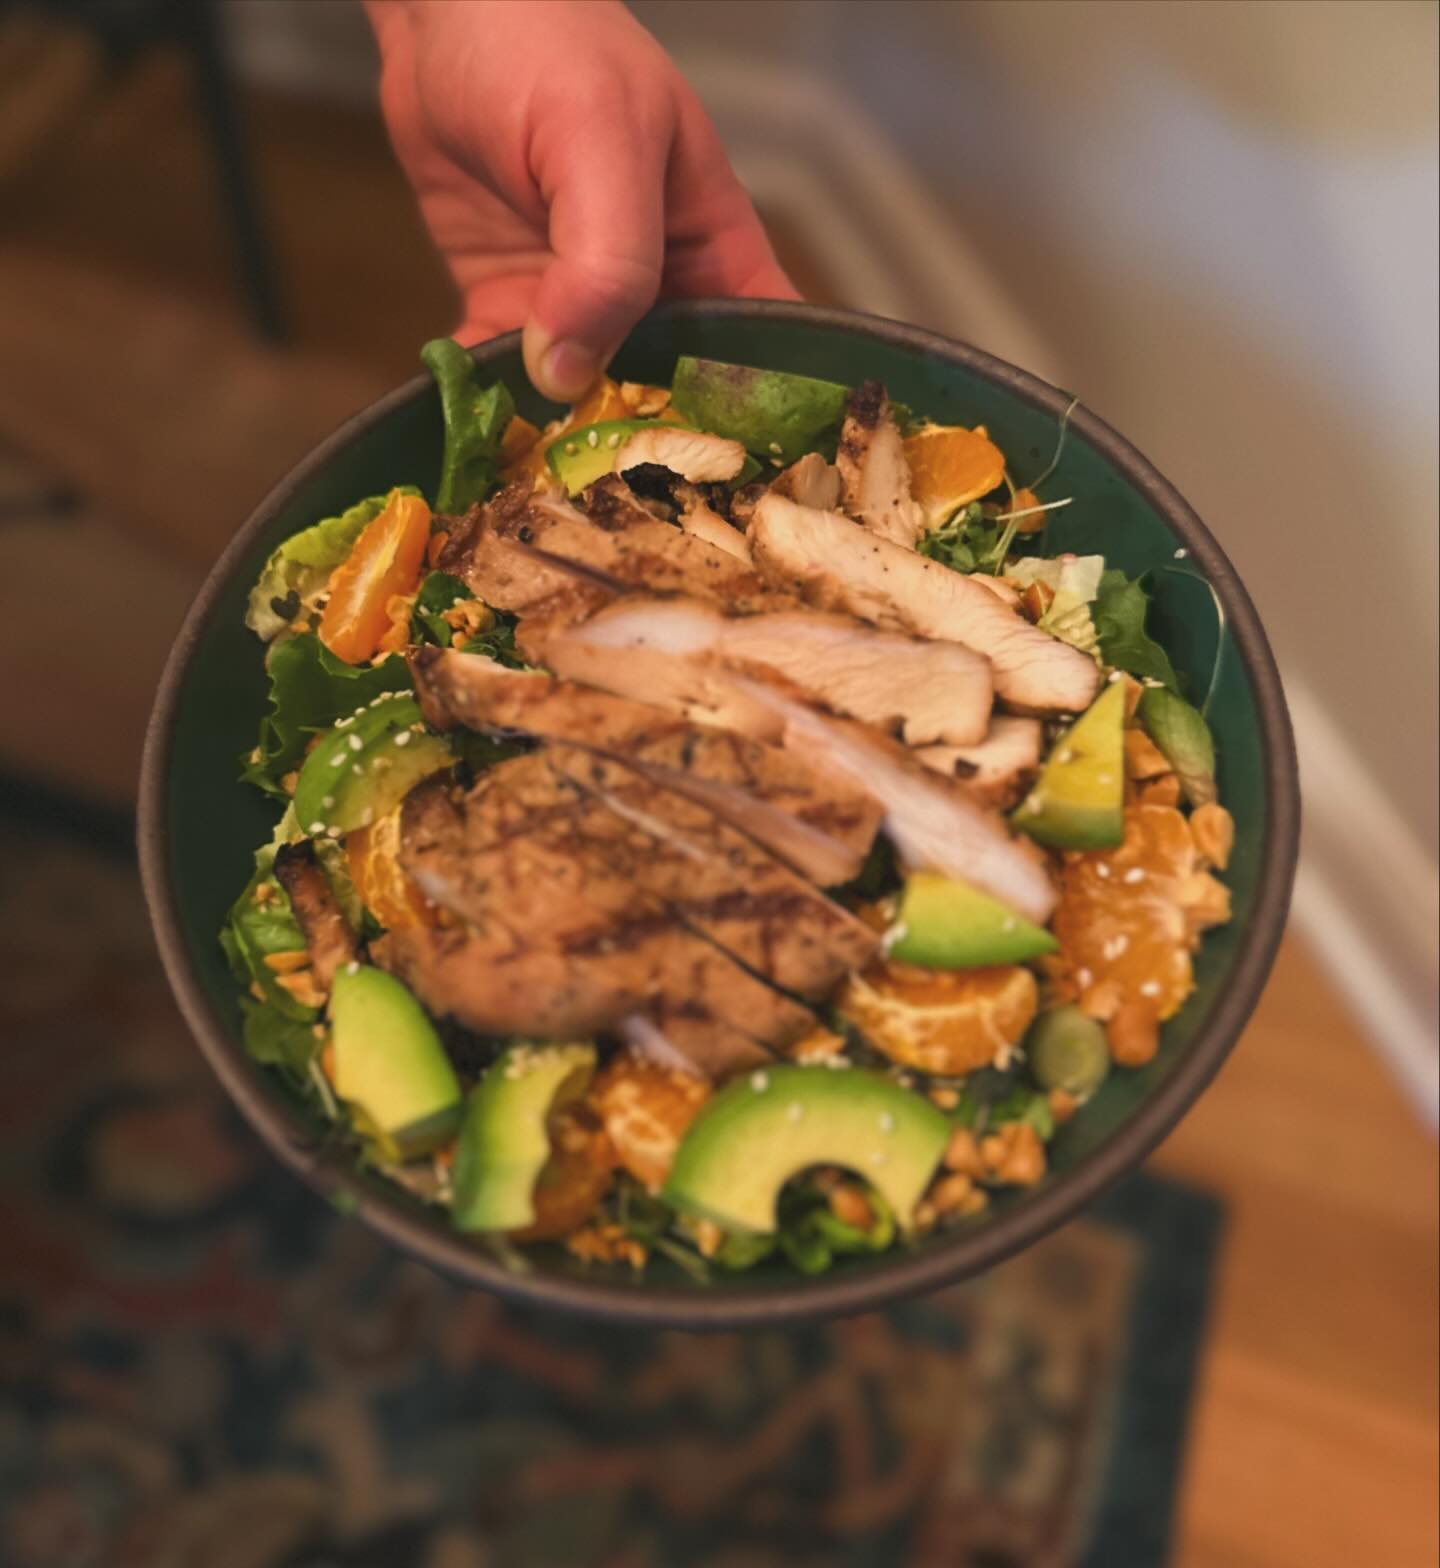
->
1, 36, 1434, 1567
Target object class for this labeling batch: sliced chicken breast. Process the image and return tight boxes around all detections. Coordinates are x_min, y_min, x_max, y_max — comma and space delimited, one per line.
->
913, 715, 1044, 810
615, 426, 747, 483
408, 648, 883, 884
678, 495, 752, 561
770, 452, 841, 512
750, 494, 1102, 715
272, 841, 359, 991
567, 595, 993, 746
836, 381, 926, 548
730, 679, 1058, 924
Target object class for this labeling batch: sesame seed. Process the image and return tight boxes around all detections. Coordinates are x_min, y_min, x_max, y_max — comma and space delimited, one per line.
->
786, 1102, 804, 1122
1140, 980, 1161, 996
393, 731, 411, 747
586, 429, 599, 448
1096, 863, 1111, 878
750, 1070, 769, 1092
345, 961, 360, 975
768, 441, 783, 455
1056, 747, 1074, 764
564, 442, 578, 456
330, 754, 346, 767
879, 1111, 895, 1133
352, 764, 363, 776
322, 796, 334, 809
1173, 547, 1189, 559
307, 820, 325, 834
1076, 967, 1093, 988
606, 432, 621, 448
1123, 868, 1145, 884
336, 715, 353, 728
347, 734, 364, 752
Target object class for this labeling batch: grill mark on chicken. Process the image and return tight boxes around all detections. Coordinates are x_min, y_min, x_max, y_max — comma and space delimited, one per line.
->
272, 840, 359, 991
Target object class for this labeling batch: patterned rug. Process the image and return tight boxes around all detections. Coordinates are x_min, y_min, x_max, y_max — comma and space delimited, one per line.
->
0, 788, 1222, 1568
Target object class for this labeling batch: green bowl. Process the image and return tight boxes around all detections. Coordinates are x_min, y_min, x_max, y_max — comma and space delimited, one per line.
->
139, 301, 1299, 1327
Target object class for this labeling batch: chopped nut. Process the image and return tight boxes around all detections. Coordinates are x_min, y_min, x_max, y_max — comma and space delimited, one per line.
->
1189, 802, 1235, 870
979, 1121, 1047, 1186
958, 1185, 990, 1217
1138, 774, 1182, 807
1123, 729, 1172, 780
1177, 871, 1231, 933
251, 881, 276, 907
442, 598, 494, 641
829, 1183, 875, 1231
913, 1200, 938, 1233
275, 969, 327, 1009
1019, 580, 1056, 624
566, 1223, 648, 1270
927, 1085, 960, 1111
943, 1126, 985, 1177
1107, 1000, 1160, 1066
279, 769, 300, 797
693, 1219, 723, 1259
619, 381, 670, 416
263, 949, 312, 974
928, 1171, 976, 1215
1048, 1088, 1080, 1124
1079, 977, 1123, 1022
789, 1026, 846, 1062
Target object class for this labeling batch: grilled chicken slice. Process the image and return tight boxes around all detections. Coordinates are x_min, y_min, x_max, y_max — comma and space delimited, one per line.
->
677, 491, 752, 562
836, 381, 926, 548
567, 595, 994, 746
272, 841, 359, 991
407, 647, 882, 884
750, 494, 1102, 715
914, 715, 1044, 810
393, 764, 815, 1061
731, 678, 1058, 924
771, 452, 841, 512
548, 745, 879, 994
615, 426, 748, 483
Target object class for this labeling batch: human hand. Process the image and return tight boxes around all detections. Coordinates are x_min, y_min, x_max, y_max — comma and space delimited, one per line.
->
364, 0, 798, 401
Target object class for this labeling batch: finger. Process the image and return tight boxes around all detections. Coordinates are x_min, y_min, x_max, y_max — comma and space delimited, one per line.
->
522, 107, 669, 401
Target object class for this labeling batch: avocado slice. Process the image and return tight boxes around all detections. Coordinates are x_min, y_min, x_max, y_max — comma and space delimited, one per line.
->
294, 694, 452, 838
663, 1065, 950, 1235
451, 1042, 597, 1232
670, 357, 849, 464
1012, 681, 1125, 849
546, 419, 672, 495
887, 873, 1058, 968
328, 965, 462, 1161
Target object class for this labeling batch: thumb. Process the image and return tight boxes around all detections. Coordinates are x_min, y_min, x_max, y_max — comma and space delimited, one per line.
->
522, 115, 668, 402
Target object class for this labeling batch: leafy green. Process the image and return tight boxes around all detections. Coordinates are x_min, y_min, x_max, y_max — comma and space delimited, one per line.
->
220, 866, 315, 1023
410, 571, 472, 646
1004, 554, 1106, 654
461, 616, 524, 668
421, 338, 516, 512
615, 1179, 712, 1283
955, 1075, 1055, 1140
239, 995, 321, 1083
825, 831, 898, 902
1092, 570, 1181, 692
917, 502, 1015, 575
241, 632, 413, 796
712, 1230, 776, 1271
1140, 688, 1217, 805
774, 1179, 896, 1275
244, 490, 417, 643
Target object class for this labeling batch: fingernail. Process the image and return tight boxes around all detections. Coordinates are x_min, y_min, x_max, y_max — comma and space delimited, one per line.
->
541, 339, 597, 401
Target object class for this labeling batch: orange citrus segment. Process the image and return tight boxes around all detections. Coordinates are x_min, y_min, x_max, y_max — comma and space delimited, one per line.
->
318, 490, 431, 664
1049, 803, 1199, 1021
346, 805, 438, 931
591, 1051, 709, 1193
500, 414, 542, 465
903, 422, 1008, 525
508, 1123, 614, 1242
838, 963, 1038, 1076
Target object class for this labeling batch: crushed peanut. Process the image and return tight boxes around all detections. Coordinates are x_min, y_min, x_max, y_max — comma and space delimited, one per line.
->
1048, 1088, 1080, 1124
789, 1027, 847, 1063
1123, 729, 1172, 780
1189, 802, 1235, 870
829, 1183, 875, 1231
1107, 1000, 1160, 1066
279, 770, 300, 797
565, 1222, 647, 1270
929, 1171, 976, 1215
979, 1121, 1047, 1186
275, 969, 327, 1009
442, 598, 495, 641
927, 1085, 960, 1111
913, 1200, 938, 1233
943, 1126, 985, 1177
262, 949, 312, 975
619, 381, 671, 416
251, 881, 276, 907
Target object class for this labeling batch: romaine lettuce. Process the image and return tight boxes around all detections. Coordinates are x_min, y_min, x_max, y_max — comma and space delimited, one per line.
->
421, 338, 516, 512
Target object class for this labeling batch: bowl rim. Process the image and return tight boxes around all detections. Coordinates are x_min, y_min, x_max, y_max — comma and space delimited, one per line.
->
138, 298, 1299, 1328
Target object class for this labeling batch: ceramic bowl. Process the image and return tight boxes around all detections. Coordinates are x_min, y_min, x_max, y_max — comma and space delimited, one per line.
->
139, 301, 1298, 1326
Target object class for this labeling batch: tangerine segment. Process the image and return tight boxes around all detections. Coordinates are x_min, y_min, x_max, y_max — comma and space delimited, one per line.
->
319, 490, 431, 665
903, 422, 1008, 524
592, 1051, 710, 1193
346, 806, 438, 931
1050, 804, 1199, 1021
838, 963, 1038, 1077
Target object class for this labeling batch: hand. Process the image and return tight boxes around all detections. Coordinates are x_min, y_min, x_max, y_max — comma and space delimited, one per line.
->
365, 0, 798, 401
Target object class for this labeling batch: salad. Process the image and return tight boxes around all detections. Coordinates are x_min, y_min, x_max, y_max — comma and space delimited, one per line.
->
223, 339, 1233, 1280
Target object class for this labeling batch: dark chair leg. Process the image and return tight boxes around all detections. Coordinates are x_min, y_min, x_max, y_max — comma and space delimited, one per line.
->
175, 0, 289, 343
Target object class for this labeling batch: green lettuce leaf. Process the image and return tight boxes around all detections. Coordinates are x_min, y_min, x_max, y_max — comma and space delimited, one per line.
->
239, 995, 321, 1083
422, 338, 516, 512
244, 490, 417, 643
241, 632, 413, 796
1092, 570, 1181, 692
410, 571, 472, 646
1005, 553, 1105, 654
220, 864, 315, 1024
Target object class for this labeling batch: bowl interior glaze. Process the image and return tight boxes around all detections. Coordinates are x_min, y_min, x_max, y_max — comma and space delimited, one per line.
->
140, 301, 1298, 1327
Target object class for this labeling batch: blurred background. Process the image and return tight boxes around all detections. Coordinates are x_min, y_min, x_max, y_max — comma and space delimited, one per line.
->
0, 2, 1435, 1565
